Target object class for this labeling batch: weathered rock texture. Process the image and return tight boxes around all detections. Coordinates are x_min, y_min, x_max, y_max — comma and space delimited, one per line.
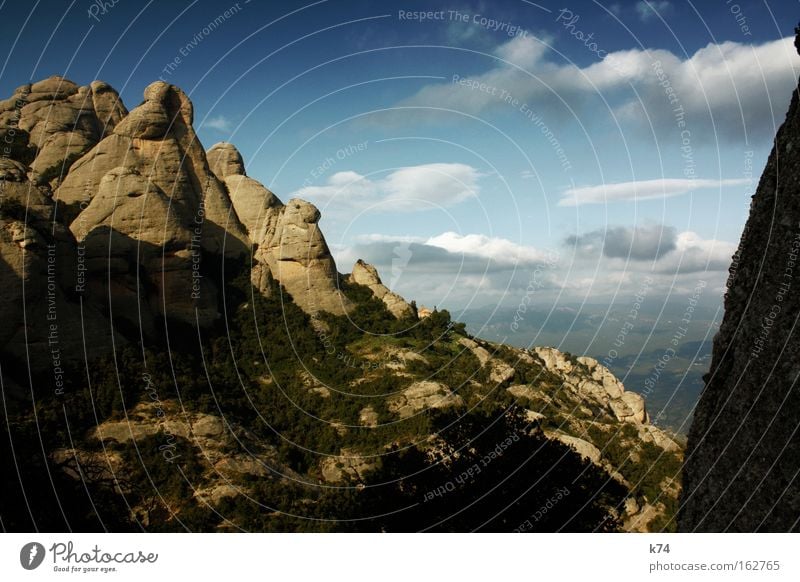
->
0, 76, 127, 187
349, 259, 415, 319
679, 36, 800, 532
205, 143, 353, 316
207, 142, 283, 246
0, 176, 114, 363
55, 81, 251, 330
58, 81, 248, 256
252, 198, 352, 315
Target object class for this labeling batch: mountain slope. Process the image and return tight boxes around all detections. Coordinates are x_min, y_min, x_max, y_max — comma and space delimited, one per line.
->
0, 76, 682, 532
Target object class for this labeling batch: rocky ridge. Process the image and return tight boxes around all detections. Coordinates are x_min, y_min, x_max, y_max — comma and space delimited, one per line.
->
1, 76, 682, 532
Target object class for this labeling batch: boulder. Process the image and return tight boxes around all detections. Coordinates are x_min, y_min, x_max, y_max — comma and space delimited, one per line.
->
387, 380, 463, 418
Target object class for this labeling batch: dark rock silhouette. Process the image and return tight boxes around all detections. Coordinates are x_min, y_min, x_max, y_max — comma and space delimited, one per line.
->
679, 29, 800, 532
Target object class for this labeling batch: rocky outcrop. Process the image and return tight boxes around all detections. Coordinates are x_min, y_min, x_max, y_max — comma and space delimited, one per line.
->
57, 81, 249, 259
207, 142, 282, 245
0, 76, 127, 187
387, 380, 464, 418
533, 347, 649, 424
0, 173, 114, 365
320, 448, 375, 483
349, 260, 415, 319
70, 166, 219, 330
253, 198, 352, 315
50, 81, 251, 330
57, 400, 300, 515
458, 337, 515, 384
679, 33, 800, 533
207, 142, 352, 316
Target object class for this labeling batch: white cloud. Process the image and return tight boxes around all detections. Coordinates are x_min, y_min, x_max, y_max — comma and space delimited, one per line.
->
335, 226, 733, 309
495, 34, 550, 69
202, 115, 232, 132
568, 224, 677, 260
558, 177, 751, 206
654, 231, 736, 274
635, 1, 671, 22
335, 232, 559, 310
565, 224, 735, 274
291, 163, 482, 212
425, 232, 554, 266
384, 34, 800, 142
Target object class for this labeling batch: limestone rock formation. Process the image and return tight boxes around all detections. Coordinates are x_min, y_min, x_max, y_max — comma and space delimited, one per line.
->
253, 198, 352, 315
0, 76, 127, 187
45, 81, 252, 330
205, 143, 350, 317
458, 337, 515, 384
207, 142, 282, 245
679, 35, 800, 532
387, 380, 464, 418
534, 347, 649, 424
349, 259, 415, 319
70, 166, 219, 330
0, 176, 114, 364
57, 81, 249, 259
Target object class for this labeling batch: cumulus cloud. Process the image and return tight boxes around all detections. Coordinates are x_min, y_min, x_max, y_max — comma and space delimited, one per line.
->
290, 163, 482, 212
654, 231, 736, 274
382, 33, 799, 142
568, 224, 677, 260
334, 226, 733, 309
495, 34, 551, 69
565, 224, 735, 273
341, 232, 554, 273
333, 232, 560, 308
635, 1, 671, 22
558, 177, 751, 206
425, 232, 554, 266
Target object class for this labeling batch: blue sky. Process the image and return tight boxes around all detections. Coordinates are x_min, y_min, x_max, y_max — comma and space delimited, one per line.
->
2, 0, 798, 313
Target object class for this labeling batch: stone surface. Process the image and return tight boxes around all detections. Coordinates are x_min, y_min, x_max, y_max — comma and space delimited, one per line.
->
41, 81, 252, 332
320, 448, 375, 483
387, 380, 464, 418
0, 76, 127, 187
0, 178, 114, 363
349, 259, 415, 319
679, 35, 800, 533
253, 198, 352, 315
57, 81, 249, 259
70, 165, 219, 330
359, 406, 379, 427
207, 142, 282, 245
544, 430, 603, 465
459, 337, 516, 385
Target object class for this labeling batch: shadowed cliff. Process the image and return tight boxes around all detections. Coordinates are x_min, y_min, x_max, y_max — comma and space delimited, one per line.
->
679, 26, 800, 532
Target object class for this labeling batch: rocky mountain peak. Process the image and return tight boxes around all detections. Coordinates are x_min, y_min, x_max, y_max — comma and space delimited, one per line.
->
350, 259, 416, 319
0, 75, 127, 187
254, 197, 352, 315
207, 141, 246, 179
